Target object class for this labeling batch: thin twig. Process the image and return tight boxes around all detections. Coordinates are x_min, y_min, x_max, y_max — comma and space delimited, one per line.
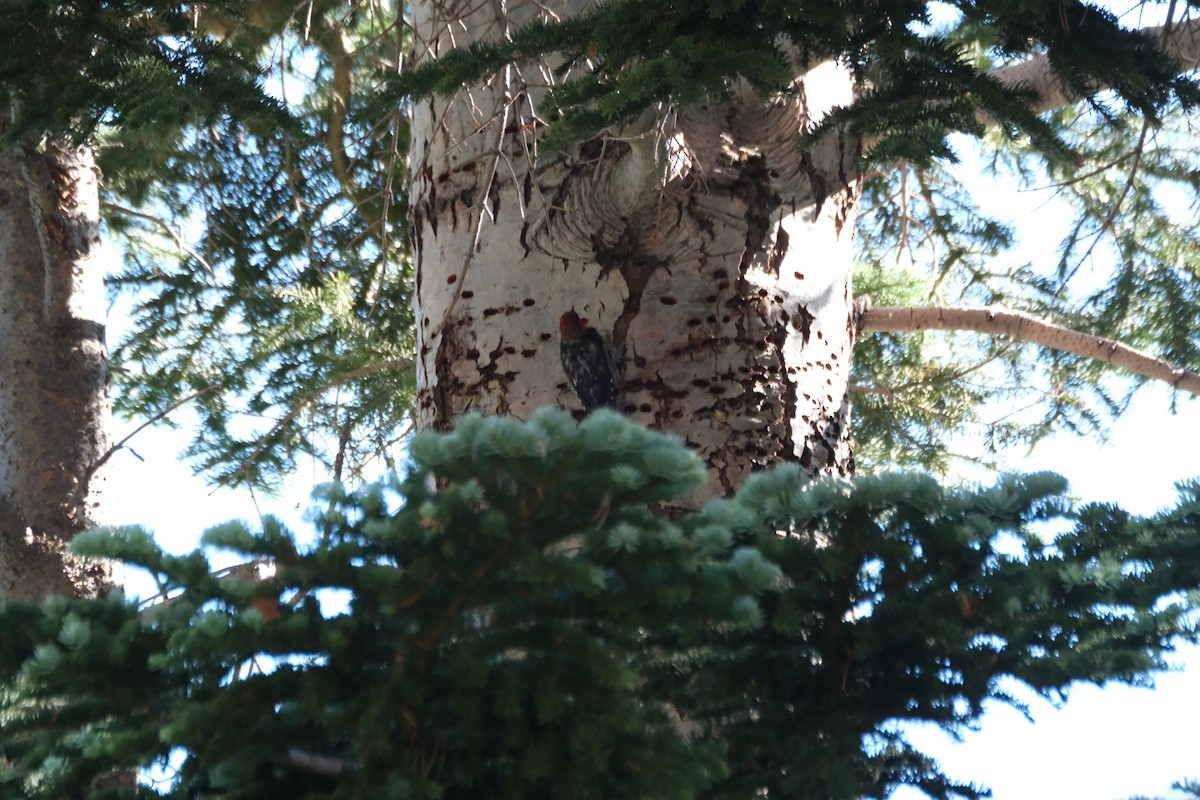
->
100, 202, 213, 273
1019, 150, 1136, 192
228, 359, 409, 486
75, 384, 222, 517
1058, 0, 1182, 289
1057, 118, 1150, 295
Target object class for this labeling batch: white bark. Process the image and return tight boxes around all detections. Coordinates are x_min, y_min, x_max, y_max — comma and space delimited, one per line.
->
408, 4, 1200, 501
0, 137, 114, 599
410, 2, 862, 498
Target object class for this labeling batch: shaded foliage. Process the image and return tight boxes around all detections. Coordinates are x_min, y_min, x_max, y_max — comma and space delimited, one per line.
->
0, 0, 413, 489
0, 0, 288, 144
90, 2, 415, 487
2, 412, 1199, 799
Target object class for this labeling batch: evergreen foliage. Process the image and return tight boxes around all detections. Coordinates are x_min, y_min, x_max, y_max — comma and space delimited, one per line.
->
106, 107, 415, 486
852, 96, 1200, 468
0, 1, 288, 144
0, 0, 413, 489
3, 412, 1199, 799
3, 5, 1200, 794
851, 258, 1004, 472
387, 0, 1199, 156
92, 2, 415, 487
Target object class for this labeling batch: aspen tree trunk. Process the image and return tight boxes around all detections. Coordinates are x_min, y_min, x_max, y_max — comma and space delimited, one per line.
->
410, 2, 861, 499
0, 136, 113, 599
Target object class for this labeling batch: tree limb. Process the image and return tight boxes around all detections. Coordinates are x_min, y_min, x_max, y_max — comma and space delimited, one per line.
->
273, 748, 350, 779
860, 305, 1200, 396
986, 18, 1200, 118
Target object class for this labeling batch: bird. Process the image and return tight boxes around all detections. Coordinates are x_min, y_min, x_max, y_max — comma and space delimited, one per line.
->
558, 310, 620, 412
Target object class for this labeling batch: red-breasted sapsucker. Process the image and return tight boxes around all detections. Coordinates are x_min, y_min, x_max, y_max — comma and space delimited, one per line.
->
559, 310, 619, 412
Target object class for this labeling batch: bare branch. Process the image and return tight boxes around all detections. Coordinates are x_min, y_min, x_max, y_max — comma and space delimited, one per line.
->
273, 748, 351, 779
73, 384, 223, 521
860, 305, 1200, 396
100, 202, 213, 273
986, 18, 1200, 119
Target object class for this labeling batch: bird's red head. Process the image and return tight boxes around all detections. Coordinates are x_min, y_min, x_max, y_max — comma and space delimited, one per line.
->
559, 310, 588, 339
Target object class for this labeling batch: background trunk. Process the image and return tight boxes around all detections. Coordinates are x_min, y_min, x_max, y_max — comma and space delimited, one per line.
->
411, 1, 862, 499
0, 137, 113, 599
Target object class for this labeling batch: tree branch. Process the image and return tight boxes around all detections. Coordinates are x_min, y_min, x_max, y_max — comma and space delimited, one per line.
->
860, 305, 1200, 396
986, 18, 1200, 118
273, 748, 350, 779
72, 384, 223, 525
100, 202, 212, 273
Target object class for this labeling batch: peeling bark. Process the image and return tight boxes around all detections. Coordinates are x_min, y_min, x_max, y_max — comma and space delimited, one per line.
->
0, 136, 113, 599
410, 2, 862, 500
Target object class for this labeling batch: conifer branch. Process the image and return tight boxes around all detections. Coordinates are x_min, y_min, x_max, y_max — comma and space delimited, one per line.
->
139, 558, 274, 611
323, 23, 359, 207
315, 19, 394, 296
860, 305, 1200, 396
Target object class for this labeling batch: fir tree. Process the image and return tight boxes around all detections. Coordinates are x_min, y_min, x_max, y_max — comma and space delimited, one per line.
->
2, 412, 1199, 798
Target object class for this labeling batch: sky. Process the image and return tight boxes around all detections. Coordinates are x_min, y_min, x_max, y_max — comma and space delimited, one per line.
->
895, 112, 1200, 797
